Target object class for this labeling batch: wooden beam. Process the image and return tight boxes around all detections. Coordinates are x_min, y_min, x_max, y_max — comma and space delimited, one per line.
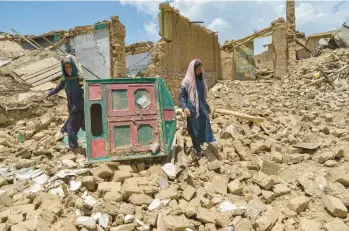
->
212, 108, 264, 124
295, 38, 313, 55
225, 25, 273, 49
11, 28, 40, 50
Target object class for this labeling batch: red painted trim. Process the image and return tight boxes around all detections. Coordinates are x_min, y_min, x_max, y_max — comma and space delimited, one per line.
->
106, 84, 157, 117
91, 139, 106, 158
164, 110, 175, 121
89, 84, 102, 100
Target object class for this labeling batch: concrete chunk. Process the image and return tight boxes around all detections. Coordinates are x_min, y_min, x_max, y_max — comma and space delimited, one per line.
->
323, 195, 348, 218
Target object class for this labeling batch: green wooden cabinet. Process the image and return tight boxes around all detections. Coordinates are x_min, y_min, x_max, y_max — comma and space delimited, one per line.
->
84, 78, 176, 162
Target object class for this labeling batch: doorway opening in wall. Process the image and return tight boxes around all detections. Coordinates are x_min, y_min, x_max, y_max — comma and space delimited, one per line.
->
90, 104, 103, 137
253, 36, 273, 74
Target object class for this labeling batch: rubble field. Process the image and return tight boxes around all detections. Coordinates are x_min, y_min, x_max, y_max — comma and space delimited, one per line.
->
0, 40, 349, 231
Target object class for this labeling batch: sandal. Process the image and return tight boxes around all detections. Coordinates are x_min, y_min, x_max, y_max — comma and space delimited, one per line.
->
195, 151, 203, 157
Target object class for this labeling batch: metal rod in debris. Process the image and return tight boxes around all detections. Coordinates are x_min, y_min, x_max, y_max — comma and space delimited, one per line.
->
11, 28, 41, 50
190, 21, 204, 24
42, 36, 101, 79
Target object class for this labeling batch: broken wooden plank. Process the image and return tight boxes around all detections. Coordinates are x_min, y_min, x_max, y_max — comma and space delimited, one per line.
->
22, 63, 60, 81
212, 108, 264, 124
11, 28, 40, 50
14, 57, 60, 77
31, 72, 62, 87
317, 65, 335, 88
26, 67, 61, 84
293, 143, 322, 150
295, 38, 313, 55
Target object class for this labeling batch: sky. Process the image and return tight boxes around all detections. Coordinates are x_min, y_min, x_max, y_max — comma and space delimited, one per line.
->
0, 0, 348, 54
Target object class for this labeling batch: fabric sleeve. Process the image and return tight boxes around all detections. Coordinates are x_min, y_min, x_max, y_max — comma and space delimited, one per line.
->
179, 86, 188, 109
48, 80, 65, 97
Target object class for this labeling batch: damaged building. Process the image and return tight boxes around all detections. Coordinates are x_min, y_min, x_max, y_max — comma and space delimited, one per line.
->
0, 0, 349, 231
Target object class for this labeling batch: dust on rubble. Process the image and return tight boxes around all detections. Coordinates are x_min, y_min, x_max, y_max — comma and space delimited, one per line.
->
0, 43, 349, 231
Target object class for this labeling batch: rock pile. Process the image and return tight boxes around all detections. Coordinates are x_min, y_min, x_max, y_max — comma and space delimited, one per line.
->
0, 47, 348, 231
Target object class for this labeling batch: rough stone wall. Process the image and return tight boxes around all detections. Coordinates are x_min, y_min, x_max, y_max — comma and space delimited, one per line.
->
109, 16, 126, 78
272, 22, 288, 79
147, 3, 221, 104
286, 0, 296, 67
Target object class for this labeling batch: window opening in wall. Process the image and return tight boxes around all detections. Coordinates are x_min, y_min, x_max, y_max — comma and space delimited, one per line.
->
254, 36, 272, 70
90, 104, 103, 137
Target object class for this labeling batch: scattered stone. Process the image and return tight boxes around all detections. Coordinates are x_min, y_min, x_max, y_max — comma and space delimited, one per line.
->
98, 182, 121, 193
196, 207, 216, 223
287, 196, 309, 213
228, 180, 242, 195
323, 195, 348, 218
110, 224, 136, 231
260, 160, 280, 175
0, 177, 8, 187
112, 170, 132, 182
324, 160, 337, 167
318, 152, 336, 164
82, 176, 96, 191
273, 184, 291, 197
182, 185, 196, 201
252, 172, 275, 190
128, 194, 153, 205
212, 176, 228, 195
323, 218, 349, 231
271, 151, 283, 163
335, 174, 349, 187
299, 218, 322, 231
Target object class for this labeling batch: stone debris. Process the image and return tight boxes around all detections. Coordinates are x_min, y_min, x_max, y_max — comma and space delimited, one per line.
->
323, 195, 348, 218
0, 34, 349, 231
287, 196, 310, 213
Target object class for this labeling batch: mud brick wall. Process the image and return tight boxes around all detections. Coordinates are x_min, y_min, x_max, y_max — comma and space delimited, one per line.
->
272, 22, 288, 79
286, 0, 296, 67
147, 3, 221, 104
109, 16, 126, 78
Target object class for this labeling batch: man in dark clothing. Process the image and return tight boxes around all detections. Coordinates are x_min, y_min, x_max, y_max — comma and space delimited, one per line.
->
45, 55, 85, 152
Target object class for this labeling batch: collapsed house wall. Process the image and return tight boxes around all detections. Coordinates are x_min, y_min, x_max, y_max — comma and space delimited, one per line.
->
109, 16, 126, 78
20, 17, 126, 80
286, 0, 296, 67
147, 3, 221, 103
272, 20, 288, 79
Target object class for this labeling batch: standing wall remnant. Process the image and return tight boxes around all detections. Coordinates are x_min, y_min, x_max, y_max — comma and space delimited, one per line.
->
272, 21, 288, 79
147, 2, 221, 103
110, 16, 126, 78
286, 0, 296, 67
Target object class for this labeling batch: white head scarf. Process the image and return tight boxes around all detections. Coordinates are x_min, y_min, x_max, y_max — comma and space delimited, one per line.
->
181, 59, 208, 117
